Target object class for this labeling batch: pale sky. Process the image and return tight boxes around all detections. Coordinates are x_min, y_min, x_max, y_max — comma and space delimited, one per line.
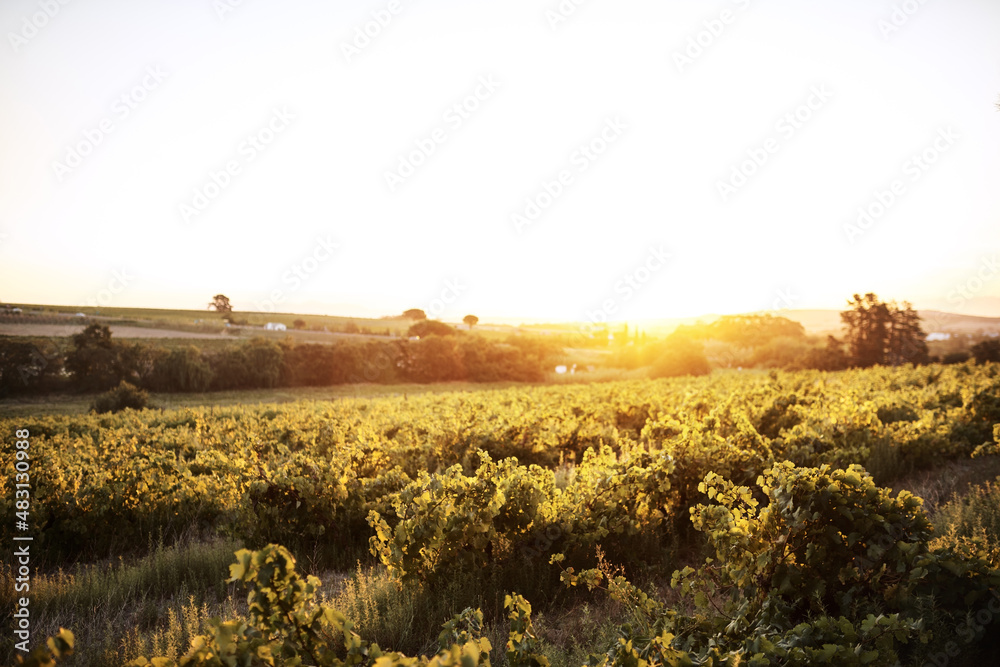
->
2, 0, 999, 323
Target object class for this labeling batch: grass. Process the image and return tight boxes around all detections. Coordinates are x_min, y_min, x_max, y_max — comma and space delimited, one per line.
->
889, 456, 1000, 515
533, 601, 628, 667
0, 380, 540, 419
931, 475, 1000, 567
323, 559, 635, 664
0, 537, 244, 666
7, 303, 502, 336
0, 369, 659, 419
0, 535, 616, 665
7, 360, 1000, 664
9, 461, 1000, 666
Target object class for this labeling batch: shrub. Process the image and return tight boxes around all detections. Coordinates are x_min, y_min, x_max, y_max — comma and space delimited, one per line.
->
971, 340, 1000, 364
751, 335, 811, 368
942, 351, 971, 365
243, 338, 283, 388
932, 475, 1000, 568
0, 339, 65, 396
208, 346, 249, 390
150, 346, 214, 392
561, 462, 1000, 666
401, 336, 464, 382
123, 544, 545, 667
650, 336, 710, 378
91, 381, 149, 414
65, 323, 125, 391
797, 335, 849, 371
280, 342, 338, 386
408, 320, 457, 338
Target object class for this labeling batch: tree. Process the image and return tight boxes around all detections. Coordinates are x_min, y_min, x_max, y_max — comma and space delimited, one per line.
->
209, 295, 234, 321
798, 336, 849, 371
117, 341, 162, 387
463, 314, 479, 329
65, 324, 122, 391
885, 301, 928, 365
841, 294, 891, 368
650, 335, 710, 378
971, 340, 1000, 364
0, 340, 63, 396
292, 319, 306, 330
243, 338, 284, 388
401, 336, 464, 382
150, 346, 214, 392
403, 309, 427, 321
708, 314, 805, 347
407, 320, 456, 338
841, 294, 927, 368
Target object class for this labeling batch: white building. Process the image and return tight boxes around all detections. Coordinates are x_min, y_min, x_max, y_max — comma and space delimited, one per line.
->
264, 322, 287, 331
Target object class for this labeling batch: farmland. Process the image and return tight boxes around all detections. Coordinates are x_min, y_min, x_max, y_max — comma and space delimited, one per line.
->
3, 362, 1000, 665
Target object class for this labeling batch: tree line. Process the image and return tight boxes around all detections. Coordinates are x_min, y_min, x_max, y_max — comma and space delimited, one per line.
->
0, 324, 558, 398
615, 294, 999, 374
3, 293, 998, 399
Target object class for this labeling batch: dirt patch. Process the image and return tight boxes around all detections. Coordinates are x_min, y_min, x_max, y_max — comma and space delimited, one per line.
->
0, 323, 228, 339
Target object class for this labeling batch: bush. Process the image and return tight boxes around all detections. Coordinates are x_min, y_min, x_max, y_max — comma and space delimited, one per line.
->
408, 320, 457, 338
942, 351, 971, 365
402, 336, 464, 383
971, 340, 1000, 364
65, 323, 125, 391
280, 342, 337, 386
150, 346, 214, 392
797, 336, 849, 371
564, 462, 1000, 665
751, 335, 811, 368
459, 338, 545, 382
208, 346, 249, 390
242, 338, 284, 388
125, 544, 544, 667
650, 336, 710, 378
0, 339, 65, 396
933, 476, 1000, 568
91, 381, 149, 414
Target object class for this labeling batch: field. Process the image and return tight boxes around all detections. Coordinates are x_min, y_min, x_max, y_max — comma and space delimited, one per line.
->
3, 363, 1000, 666
1, 305, 508, 339
0, 324, 230, 340
0, 381, 537, 420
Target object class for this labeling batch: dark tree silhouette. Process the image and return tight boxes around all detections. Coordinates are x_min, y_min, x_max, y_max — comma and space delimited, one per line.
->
407, 320, 456, 338
65, 324, 121, 390
841, 294, 927, 367
971, 340, 1000, 365
209, 295, 233, 320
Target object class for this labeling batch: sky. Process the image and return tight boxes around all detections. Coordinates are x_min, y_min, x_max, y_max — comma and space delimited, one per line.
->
1, 0, 999, 325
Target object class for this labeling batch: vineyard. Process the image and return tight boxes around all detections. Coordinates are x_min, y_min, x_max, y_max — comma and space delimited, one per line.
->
4, 363, 1000, 665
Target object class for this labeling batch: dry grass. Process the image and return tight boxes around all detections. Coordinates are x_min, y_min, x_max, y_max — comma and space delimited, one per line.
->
886, 456, 1000, 516
0, 538, 243, 666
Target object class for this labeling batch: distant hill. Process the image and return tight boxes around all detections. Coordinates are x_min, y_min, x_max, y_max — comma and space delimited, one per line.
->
580, 309, 1000, 338
7, 303, 998, 341
756, 309, 1000, 336
915, 310, 1000, 334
